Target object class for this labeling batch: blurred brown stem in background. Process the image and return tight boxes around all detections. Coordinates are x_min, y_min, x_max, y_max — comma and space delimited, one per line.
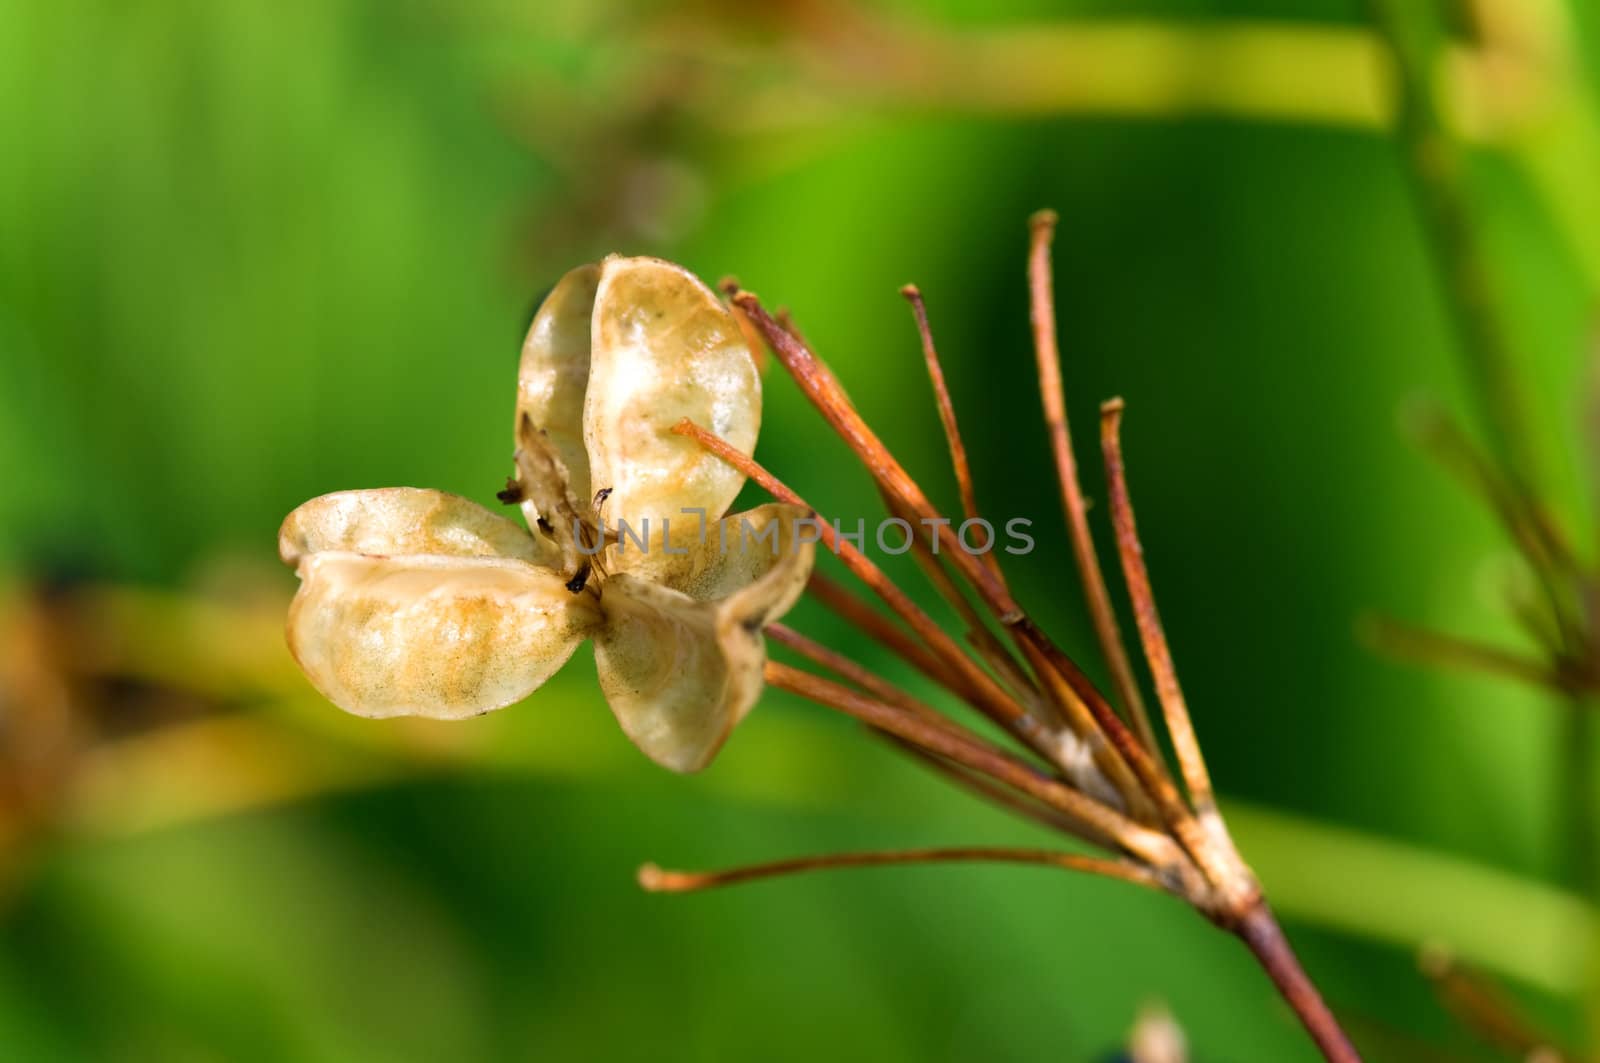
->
1364, 0, 1600, 1056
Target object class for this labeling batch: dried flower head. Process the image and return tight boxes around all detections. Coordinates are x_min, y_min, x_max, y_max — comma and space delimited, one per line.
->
279, 256, 815, 772
281, 226, 1359, 1062
637, 217, 1361, 1062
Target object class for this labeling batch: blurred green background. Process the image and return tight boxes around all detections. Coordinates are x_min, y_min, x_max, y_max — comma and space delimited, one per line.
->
3, 0, 1600, 1059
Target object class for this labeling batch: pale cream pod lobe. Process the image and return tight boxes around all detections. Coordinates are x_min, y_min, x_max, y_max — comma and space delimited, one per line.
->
583, 256, 759, 535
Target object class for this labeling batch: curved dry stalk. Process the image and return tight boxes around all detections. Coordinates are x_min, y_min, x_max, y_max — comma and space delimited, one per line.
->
724, 297, 1159, 817
656, 222, 1362, 1061
1099, 400, 1218, 823
1420, 946, 1579, 1061
877, 488, 1047, 717
767, 622, 953, 728
1236, 906, 1362, 1063
671, 418, 1140, 809
901, 284, 1008, 590
765, 661, 1191, 877
881, 736, 1101, 843
1027, 210, 1161, 756
1361, 614, 1568, 694
637, 846, 1163, 894
1366, 0, 1539, 491
806, 572, 972, 697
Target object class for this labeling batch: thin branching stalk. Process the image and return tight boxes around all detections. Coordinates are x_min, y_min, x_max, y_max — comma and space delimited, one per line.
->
805, 572, 973, 696
901, 284, 1010, 591
764, 661, 1187, 872
1100, 400, 1221, 829
1361, 614, 1568, 693
1368, 1, 1600, 1051
767, 622, 955, 728
727, 295, 1157, 814
671, 418, 1121, 794
639, 846, 1162, 894
1421, 945, 1580, 1062
650, 217, 1364, 1061
1367, 0, 1539, 489
1028, 211, 1161, 756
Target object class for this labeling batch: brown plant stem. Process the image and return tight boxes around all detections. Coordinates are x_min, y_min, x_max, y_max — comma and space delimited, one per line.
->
1367, 0, 1540, 493
765, 660, 1193, 876
806, 572, 970, 697
1028, 210, 1161, 756
901, 284, 1008, 589
1098, 400, 1362, 1063
881, 736, 1097, 842
767, 622, 951, 727
637, 846, 1162, 893
1421, 945, 1578, 1060
672, 418, 1117, 793
1408, 406, 1581, 646
727, 295, 1158, 814
719, 276, 769, 371
1361, 614, 1566, 693
1235, 903, 1363, 1063
878, 488, 1046, 716
1100, 399, 1219, 823
672, 421, 1024, 726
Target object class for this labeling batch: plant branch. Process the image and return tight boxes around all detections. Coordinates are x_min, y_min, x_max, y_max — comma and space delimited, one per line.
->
637, 845, 1163, 894
882, 736, 1100, 843
805, 572, 971, 697
1100, 399, 1218, 819
765, 660, 1193, 876
876, 488, 1048, 718
1367, 0, 1540, 492
672, 420, 1031, 737
728, 294, 1160, 816
1420, 944, 1578, 1061
1235, 903, 1363, 1063
1406, 405, 1581, 643
1360, 613, 1567, 693
767, 622, 952, 728
901, 284, 1008, 589
673, 418, 1128, 801
1028, 210, 1161, 756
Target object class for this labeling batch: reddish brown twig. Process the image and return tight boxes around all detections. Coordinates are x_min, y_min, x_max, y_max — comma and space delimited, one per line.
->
877, 488, 1047, 718
1100, 399, 1219, 823
882, 736, 1100, 843
768, 622, 951, 728
638, 845, 1163, 894
725, 295, 1157, 816
1236, 905, 1363, 1063
1028, 210, 1160, 755
671, 420, 1027, 732
1419, 946, 1578, 1061
901, 284, 1007, 589
649, 218, 1363, 1063
765, 661, 1192, 876
1361, 614, 1568, 694
672, 418, 1134, 806
805, 572, 971, 697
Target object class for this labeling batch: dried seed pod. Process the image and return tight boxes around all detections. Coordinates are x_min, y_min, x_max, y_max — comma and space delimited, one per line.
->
595, 503, 814, 771
281, 489, 601, 720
